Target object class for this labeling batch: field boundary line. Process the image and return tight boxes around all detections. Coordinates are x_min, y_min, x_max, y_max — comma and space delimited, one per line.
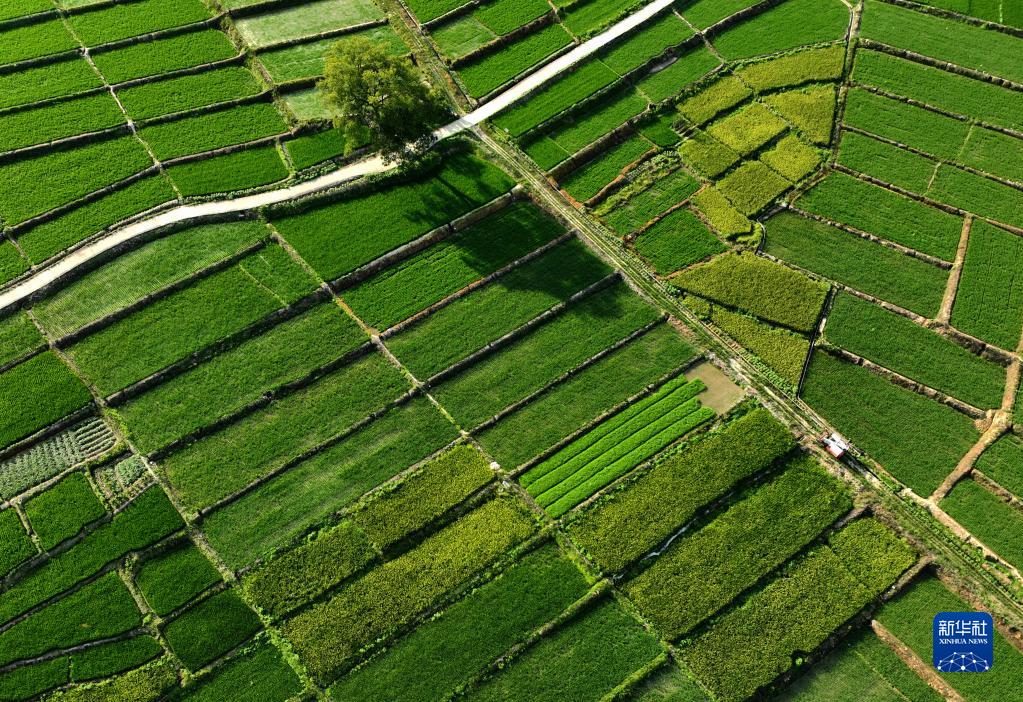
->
936, 216, 972, 325
870, 617, 965, 700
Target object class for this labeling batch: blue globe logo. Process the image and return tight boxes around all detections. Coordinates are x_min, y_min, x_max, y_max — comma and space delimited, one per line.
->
936, 652, 990, 672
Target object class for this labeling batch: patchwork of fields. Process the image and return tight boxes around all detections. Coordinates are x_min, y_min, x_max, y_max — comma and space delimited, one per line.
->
0, 0, 412, 288
2, 0, 1023, 699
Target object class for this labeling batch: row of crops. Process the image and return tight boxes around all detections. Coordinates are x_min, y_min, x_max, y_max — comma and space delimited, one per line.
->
0, 0, 415, 289
0, 137, 983, 700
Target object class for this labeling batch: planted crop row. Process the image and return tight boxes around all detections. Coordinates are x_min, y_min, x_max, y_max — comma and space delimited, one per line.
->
162, 590, 262, 671
0, 572, 141, 669
678, 0, 760, 29
561, 0, 646, 36
776, 626, 942, 702
523, 374, 700, 493
245, 520, 377, 618
764, 86, 836, 146
162, 351, 408, 510
234, 0, 383, 49
734, 44, 845, 92
678, 130, 740, 178
34, 221, 268, 338
929, 164, 1023, 230
568, 407, 796, 573
135, 543, 221, 616
138, 102, 287, 161
843, 87, 968, 162
0, 18, 76, 68
705, 303, 809, 386
903, 0, 1022, 27
259, 26, 405, 84
354, 443, 495, 549
541, 399, 713, 516
633, 206, 726, 275
468, 598, 663, 701
67, 0, 212, 47
118, 67, 263, 121
272, 152, 515, 281
677, 75, 751, 126
328, 544, 589, 702
762, 133, 822, 183
166, 144, 290, 197
24, 471, 106, 551
826, 292, 1005, 408
976, 435, 1023, 498
387, 238, 612, 378
0, 242, 29, 287
282, 496, 536, 682
670, 252, 828, 333
537, 83, 647, 161
707, 103, 787, 156
16, 175, 177, 266
67, 244, 318, 395
943, 478, 1023, 572
709, 0, 849, 61
459, 25, 573, 98
0, 418, 115, 503
92, 30, 238, 84
478, 322, 697, 467
625, 458, 850, 638
0, 92, 125, 155
635, 45, 720, 104
0, 135, 153, 227
839, 130, 940, 195
877, 576, 1023, 700
432, 280, 661, 428
692, 187, 752, 238
860, 0, 1023, 84
493, 61, 620, 137
0, 352, 92, 451
562, 134, 653, 202
681, 518, 914, 702
599, 11, 693, 76
0, 486, 182, 625
284, 129, 348, 171
179, 640, 302, 702
602, 167, 700, 235
802, 350, 978, 496
0, 508, 35, 576
203, 397, 458, 568
716, 161, 791, 216
344, 201, 564, 330
121, 303, 366, 454
852, 49, 1023, 133
763, 211, 947, 318
475, 0, 551, 34
0, 57, 101, 112
183, 642, 300, 702
951, 220, 1023, 350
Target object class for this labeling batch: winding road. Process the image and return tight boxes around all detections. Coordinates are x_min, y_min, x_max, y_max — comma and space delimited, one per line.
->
0, 0, 675, 313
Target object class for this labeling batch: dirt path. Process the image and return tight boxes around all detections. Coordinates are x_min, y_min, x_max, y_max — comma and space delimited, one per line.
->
935, 215, 972, 325
0, 0, 675, 314
871, 620, 964, 701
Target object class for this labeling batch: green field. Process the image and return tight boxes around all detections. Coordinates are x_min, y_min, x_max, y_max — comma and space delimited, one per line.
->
3, 2, 1021, 698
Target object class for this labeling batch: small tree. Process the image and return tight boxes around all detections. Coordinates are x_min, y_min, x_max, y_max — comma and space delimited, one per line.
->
319, 37, 450, 164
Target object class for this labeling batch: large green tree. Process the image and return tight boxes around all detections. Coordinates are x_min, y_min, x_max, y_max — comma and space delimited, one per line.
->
319, 37, 450, 163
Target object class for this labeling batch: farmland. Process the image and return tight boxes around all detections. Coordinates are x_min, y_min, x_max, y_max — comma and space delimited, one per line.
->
3, 0, 1023, 698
